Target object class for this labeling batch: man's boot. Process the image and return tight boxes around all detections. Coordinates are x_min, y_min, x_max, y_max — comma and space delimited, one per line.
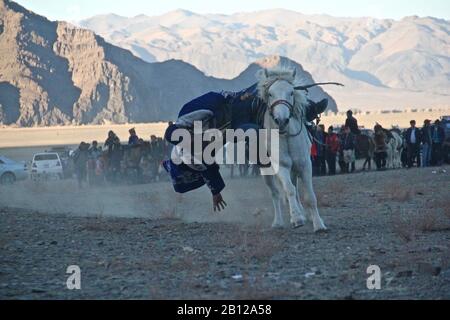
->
305, 99, 328, 122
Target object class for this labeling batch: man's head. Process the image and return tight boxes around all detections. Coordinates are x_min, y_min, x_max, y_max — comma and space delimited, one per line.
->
347, 110, 353, 118
424, 119, 431, 126
318, 124, 325, 132
151, 135, 157, 142
374, 124, 382, 132
410, 120, 416, 128
108, 131, 115, 138
92, 140, 98, 147
328, 126, 334, 134
129, 128, 136, 136
80, 142, 90, 151
435, 119, 441, 126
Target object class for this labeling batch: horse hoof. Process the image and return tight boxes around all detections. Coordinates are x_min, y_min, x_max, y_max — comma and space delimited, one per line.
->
314, 227, 329, 234
292, 221, 305, 229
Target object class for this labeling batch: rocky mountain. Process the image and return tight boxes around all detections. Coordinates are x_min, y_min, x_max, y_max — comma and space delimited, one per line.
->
0, 0, 336, 126
80, 9, 450, 110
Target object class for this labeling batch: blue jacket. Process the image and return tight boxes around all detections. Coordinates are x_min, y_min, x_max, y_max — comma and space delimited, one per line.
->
128, 135, 139, 145
177, 84, 261, 131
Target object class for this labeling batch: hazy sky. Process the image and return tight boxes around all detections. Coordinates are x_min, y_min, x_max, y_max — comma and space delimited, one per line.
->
15, 0, 450, 21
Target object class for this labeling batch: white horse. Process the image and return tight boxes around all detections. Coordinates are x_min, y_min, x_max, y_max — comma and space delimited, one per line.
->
257, 68, 328, 233
386, 131, 403, 169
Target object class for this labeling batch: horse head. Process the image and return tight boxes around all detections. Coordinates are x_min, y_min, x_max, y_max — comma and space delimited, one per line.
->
256, 68, 307, 135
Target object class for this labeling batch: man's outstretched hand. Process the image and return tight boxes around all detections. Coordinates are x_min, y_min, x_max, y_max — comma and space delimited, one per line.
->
213, 193, 227, 212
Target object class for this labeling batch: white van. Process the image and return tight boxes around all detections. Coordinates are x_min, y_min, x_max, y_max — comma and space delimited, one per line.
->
31, 153, 63, 180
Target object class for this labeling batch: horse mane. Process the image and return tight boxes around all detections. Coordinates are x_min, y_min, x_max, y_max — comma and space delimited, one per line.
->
256, 67, 309, 121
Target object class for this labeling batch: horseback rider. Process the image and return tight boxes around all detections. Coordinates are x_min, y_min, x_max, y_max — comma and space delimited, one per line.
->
163, 82, 330, 212
345, 110, 361, 135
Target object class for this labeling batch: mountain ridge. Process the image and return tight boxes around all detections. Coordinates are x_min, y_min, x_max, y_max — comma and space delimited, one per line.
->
79, 8, 450, 110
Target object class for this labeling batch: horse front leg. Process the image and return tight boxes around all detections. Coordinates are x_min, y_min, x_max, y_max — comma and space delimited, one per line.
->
395, 150, 402, 168
275, 166, 306, 228
387, 147, 394, 169
297, 161, 327, 233
262, 174, 284, 228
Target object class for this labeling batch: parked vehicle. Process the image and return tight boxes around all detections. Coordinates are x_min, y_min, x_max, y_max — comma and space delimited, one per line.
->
30, 153, 64, 180
0, 156, 28, 185
47, 146, 74, 178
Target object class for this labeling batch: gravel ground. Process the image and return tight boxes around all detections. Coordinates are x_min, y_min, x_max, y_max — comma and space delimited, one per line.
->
0, 166, 449, 300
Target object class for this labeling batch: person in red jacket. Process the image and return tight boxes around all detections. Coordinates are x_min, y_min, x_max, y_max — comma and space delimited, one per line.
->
325, 126, 340, 175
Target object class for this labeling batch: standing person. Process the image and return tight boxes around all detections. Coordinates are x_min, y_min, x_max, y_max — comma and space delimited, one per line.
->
311, 141, 318, 176
373, 125, 388, 171
89, 141, 101, 158
340, 126, 356, 173
337, 125, 346, 173
404, 120, 422, 168
128, 128, 140, 146
87, 141, 101, 186
431, 119, 446, 166
149, 135, 161, 181
325, 126, 340, 175
73, 142, 90, 189
421, 120, 432, 168
104, 131, 117, 153
345, 110, 360, 172
315, 124, 327, 176
109, 137, 123, 183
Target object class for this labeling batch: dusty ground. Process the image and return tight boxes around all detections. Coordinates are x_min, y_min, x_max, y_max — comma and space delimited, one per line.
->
0, 166, 449, 300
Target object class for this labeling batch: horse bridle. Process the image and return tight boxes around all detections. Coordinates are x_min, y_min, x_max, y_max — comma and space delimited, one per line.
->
264, 79, 344, 138
268, 99, 296, 120
265, 79, 303, 137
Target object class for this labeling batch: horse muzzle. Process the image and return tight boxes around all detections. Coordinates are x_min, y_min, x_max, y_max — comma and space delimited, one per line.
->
274, 118, 290, 133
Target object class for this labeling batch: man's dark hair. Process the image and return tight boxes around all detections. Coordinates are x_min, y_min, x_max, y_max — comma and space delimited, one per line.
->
410, 120, 416, 125
347, 110, 353, 115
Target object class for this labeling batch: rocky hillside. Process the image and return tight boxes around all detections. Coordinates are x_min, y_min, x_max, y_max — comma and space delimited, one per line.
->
80, 9, 450, 110
0, 0, 336, 126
